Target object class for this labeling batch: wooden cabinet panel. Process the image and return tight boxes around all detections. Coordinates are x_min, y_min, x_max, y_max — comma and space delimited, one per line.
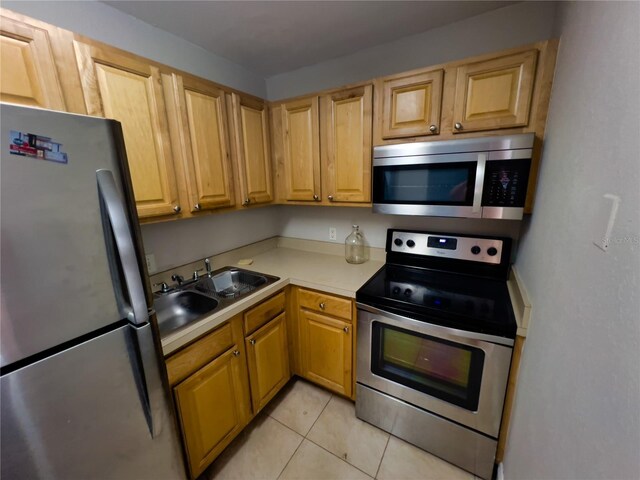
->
174, 346, 249, 478
0, 15, 65, 110
244, 291, 286, 335
73, 41, 179, 218
297, 288, 352, 321
452, 50, 538, 133
245, 313, 290, 413
169, 74, 234, 212
280, 96, 321, 202
166, 322, 234, 386
381, 70, 443, 139
230, 93, 273, 206
322, 85, 373, 203
299, 309, 352, 397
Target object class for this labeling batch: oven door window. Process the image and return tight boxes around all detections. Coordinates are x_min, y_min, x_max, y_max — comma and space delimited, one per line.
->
372, 162, 476, 205
371, 322, 484, 411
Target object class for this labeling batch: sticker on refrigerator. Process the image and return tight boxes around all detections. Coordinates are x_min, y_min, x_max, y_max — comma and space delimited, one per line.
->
9, 130, 68, 164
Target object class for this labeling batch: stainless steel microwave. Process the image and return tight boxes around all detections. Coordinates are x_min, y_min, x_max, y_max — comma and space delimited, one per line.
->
372, 133, 534, 220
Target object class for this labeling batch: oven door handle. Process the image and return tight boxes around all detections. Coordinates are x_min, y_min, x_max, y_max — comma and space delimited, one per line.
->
356, 303, 515, 347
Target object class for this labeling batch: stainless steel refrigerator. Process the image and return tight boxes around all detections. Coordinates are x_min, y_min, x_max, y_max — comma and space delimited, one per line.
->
0, 103, 185, 479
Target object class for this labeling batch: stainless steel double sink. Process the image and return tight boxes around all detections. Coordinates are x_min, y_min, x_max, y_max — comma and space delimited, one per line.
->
153, 267, 280, 338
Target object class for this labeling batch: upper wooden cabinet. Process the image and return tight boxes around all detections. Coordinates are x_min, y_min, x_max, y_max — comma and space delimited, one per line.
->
229, 93, 273, 206
450, 50, 538, 134
166, 73, 235, 213
321, 84, 373, 203
0, 14, 66, 110
73, 41, 180, 219
379, 69, 443, 139
280, 96, 321, 202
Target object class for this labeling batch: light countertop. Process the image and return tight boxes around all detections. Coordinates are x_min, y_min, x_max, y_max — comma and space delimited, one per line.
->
159, 240, 384, 355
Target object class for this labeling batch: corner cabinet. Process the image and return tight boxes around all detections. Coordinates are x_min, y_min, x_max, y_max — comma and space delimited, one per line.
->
296, 288, 353, 397
321, 85, 373, 204
450, 50, 538, 134
229, 93, 274, 207
73, 40, 181, 219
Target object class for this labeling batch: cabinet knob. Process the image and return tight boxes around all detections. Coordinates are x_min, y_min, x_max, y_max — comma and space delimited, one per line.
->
319, 302, 326, 310
429, 125, 437, 133
194, 203, 201, 211
173, 205, 182, 214
313, 194, 320, 201
232, 350, 240, 356
327, 195, 334, 202
249, 339, 256, 346
343, 326, 350, 333
454, 122, 463, 131
242, 198, 251, 206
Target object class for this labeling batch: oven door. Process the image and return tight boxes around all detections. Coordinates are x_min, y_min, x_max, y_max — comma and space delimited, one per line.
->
356, 304, 513, 438
372, 152, 486, 218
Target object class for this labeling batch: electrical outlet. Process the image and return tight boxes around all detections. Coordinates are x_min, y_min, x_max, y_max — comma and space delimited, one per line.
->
329, 227, 337, 241
145, 253, 156, 273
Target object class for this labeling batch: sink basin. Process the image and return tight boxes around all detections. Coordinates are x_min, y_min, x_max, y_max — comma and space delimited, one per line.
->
154, 291, 219, 337
194, 268, 270, 299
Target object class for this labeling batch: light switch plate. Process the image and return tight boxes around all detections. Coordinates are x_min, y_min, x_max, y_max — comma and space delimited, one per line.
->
329, 227, 337, 241
145, 253, 157, 273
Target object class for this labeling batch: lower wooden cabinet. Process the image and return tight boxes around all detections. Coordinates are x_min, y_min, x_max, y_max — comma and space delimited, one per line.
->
245, 312, 290, 413
174, 345, 249, 478
296, 288, 353, 397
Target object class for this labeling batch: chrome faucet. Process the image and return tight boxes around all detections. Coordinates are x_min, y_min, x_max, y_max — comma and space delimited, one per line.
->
204, 258, 212, 276
171, 274, 184, 286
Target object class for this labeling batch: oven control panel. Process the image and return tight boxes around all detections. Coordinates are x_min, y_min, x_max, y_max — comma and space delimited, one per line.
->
390, 231, 503, 264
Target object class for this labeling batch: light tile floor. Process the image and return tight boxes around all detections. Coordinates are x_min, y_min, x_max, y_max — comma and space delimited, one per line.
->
202, 378, 477, 480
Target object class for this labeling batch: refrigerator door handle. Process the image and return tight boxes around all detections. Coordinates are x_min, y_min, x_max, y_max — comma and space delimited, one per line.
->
96, 169, 148, 326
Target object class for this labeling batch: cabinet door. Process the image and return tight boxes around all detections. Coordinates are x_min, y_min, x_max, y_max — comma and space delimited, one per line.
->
381, 70, 443, 139
0, 14, 65, 110
281, 96, 321, 202
171, 74, 234, 212
322, 85, 373, 203
452, 50, 538, 133
245, 313, 290, 413
73, 41, 180, 219
174, 346, 249, 478
230, 93, 273, 206
299, 309, 352, 397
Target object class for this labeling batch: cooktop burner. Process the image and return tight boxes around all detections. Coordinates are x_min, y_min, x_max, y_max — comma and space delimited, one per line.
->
356, 229, 517, 339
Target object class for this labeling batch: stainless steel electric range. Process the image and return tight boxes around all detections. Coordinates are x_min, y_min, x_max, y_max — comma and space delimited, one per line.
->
355, 229, 517, 480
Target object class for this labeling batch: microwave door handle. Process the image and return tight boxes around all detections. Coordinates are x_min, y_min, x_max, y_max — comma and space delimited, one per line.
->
96, 169, 148, 326
472, 153, 487, 215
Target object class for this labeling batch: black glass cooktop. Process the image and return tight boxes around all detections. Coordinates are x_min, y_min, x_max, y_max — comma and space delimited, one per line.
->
356, 264, 517, 339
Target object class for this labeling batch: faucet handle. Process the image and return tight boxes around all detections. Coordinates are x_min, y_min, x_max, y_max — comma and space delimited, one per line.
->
153, 282, 171, 294
170, 274, 184, 286
204, 257, 212, 275
192, 268, 204, 281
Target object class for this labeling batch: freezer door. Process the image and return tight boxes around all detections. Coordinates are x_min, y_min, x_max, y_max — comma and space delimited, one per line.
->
0, 104, 143, 367
1, 323, 185, 480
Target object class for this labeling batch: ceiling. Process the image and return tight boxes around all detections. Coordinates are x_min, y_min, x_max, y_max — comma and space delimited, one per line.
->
103, 1, 515, 77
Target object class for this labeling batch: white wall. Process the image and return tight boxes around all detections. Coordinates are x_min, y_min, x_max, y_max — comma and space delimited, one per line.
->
266, 1, 557, 100
279, 205, 522, 250
141, 206, 281, 272
2, 0, 266, 97
504, 2, 640, 478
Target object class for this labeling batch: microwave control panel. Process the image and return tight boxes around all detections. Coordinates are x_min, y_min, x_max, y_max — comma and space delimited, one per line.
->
482, 158, 531, 207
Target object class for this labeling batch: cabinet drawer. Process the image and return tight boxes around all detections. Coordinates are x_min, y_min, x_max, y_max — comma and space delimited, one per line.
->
166, 322, 234, 386
244, 291, 285, 335
297, 288, 352, 321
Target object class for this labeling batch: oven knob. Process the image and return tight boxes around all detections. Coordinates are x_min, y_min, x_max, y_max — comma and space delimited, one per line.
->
404, 288, 412, 297
471, 246, 481, 255
394, 238, 403, 247
487, 247, 498, 256
406, 239, 415, 248
392, 286, 401, 295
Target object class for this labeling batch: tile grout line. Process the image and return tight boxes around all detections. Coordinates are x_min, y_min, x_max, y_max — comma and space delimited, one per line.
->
275, 435, 304, 480
374, 435, 391, 479
304, 392, 334, 439
304, 436, 376, 479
